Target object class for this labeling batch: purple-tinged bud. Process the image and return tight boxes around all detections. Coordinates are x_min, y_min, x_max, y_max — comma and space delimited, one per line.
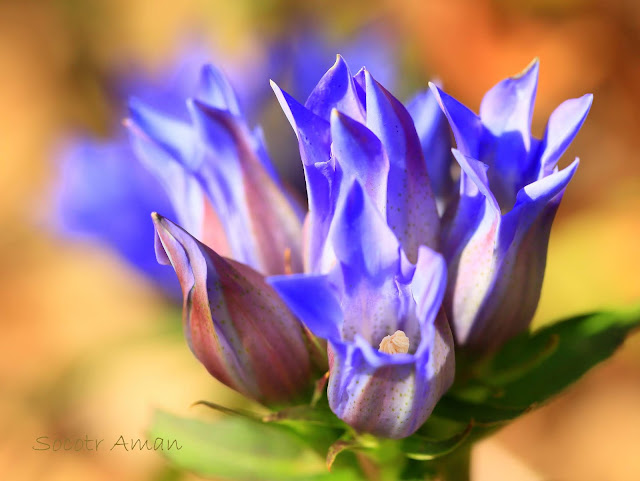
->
152, 213, 315, 404
431, 60, 592, 352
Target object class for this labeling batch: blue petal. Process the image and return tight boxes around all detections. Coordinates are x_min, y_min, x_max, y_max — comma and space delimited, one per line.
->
429, 82, 483, 158
539, 94, 593, 176
407, 88, 455, 208
443, 149, 500, 261
127, 122, 206, 237
479, 59, 539, 147
187, 99, 304, 275
330, 109, 389, 214
305, 55, 365, 123
128, 97, 195, 166
365, 71, 440, 259
271, 80, 332, 217
197, 64, 242, 116
451, 149, 500, 212
268, 274, 342, 341
411, 246, 447, 328
331, 180, 399, 280
53, 138, 181, 298
352, 67, 366, 105
501, 159, 580, 249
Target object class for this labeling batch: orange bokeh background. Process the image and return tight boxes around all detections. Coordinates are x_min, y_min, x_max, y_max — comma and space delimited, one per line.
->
1, 1, 639, 480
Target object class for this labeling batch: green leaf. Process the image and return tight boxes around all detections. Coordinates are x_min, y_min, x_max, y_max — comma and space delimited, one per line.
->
149, 410, 340, 480
435, 308, 640, 427
402, 423, 472, 461
486, 308, 640, 408
432, 396, 526, 425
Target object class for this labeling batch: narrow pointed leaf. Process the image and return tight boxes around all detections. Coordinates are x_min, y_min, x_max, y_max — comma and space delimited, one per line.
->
475, 307, 640, 409
402, 423, 472, 461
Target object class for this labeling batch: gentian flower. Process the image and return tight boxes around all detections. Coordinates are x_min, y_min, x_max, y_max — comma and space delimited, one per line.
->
125, 61, 330, 403
127, 64, 306, 275
52, 31, 399, 297
430, 60, 592, 351
52, 45, 212, 298
268, 57, 455, 438
269, 181, 454, 438
270, 55, 446, 273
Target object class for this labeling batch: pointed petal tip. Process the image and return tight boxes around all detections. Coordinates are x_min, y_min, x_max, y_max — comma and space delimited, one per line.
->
567, 157, 580, 172
515, 57, 540, 80
581, 93, 594, 109
427, 82, 446, 107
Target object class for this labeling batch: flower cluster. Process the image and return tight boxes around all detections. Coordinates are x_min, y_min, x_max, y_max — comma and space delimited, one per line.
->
125, 55, 589, 437
52, 29, 396, 299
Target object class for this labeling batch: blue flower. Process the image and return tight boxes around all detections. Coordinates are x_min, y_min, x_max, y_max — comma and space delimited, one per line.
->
430, 60, 592, 351
127, 64, 306, 275
126, 59, 326, 404
53, 139, 181, 296
52, 44, 211, 298
268, 57, 455, 437
269, 181, 454, 438
53, 31, 399, 296
270, 55, 449, 273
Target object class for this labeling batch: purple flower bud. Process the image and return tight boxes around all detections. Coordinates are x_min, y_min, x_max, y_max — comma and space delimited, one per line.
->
152, 213, 316, 404
431, 60, 592, 351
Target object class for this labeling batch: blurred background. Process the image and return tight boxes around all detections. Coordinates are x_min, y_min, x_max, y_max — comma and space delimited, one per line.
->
1, 0, 639, 480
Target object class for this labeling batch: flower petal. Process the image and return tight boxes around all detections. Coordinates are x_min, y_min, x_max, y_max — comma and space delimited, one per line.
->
331, 180, 399, 280
271, 80, 336, 272
188, 100, 304, 275
412, 246, 447, 331
305, 55, 366, 123
429, 82, 483, 158
268, 274, 343, 341
479, 58, 539, 147
501, 159, 580, 248
365, 71, 440, 259
197, 64, 242, 116
330, 109, 389, 214
127, 120, 206, 240
444, 150, 501, 345
128, 97, 195, 167
539, 94, 593, 176
407, 88, 455, 210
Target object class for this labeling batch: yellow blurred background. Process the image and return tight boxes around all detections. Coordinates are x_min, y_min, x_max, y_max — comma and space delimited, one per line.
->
1, 0, 639, 480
